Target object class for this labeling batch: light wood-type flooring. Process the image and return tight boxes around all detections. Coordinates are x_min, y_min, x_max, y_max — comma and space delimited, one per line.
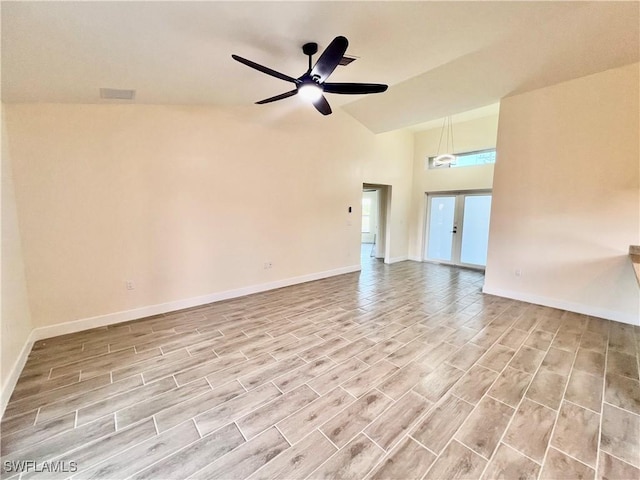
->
1, 253, 639, 480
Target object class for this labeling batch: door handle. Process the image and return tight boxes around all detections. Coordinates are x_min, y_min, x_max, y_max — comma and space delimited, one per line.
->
451, 227, 457, 233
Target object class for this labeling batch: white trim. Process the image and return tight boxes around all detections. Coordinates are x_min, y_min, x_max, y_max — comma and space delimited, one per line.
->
1, 330, 36, 417
30, 264, 362, 342
482, 286, 639, 326
384, 256, 408, 265
0, 263, 361, 416
408, 255, 422, 262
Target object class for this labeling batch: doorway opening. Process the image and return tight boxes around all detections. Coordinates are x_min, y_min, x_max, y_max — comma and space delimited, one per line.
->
423, 190, 492, 269
362, 184, 391, 265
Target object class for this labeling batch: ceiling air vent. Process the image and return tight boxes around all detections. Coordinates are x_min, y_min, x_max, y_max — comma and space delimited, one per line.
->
339, 55, 358, 66
99, 88, 136, 100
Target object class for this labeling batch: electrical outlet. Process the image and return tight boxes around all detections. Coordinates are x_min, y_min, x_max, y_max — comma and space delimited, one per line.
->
264, 262, 273, 270
126, 280, 135, 290
514, 268, 522, 277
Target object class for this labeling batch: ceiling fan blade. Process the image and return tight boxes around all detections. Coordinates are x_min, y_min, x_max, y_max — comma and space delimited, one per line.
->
323, 83, 388, 95
313, 95, 332, 116
231, 55, 298, 83
255, 90, 298, 104
310, 36, 348, 82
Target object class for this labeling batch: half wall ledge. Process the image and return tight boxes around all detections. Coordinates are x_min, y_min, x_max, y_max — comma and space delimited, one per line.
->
629, 245, 640, 286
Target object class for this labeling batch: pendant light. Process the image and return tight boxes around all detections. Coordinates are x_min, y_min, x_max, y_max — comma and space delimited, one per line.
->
433, 116, 456, 166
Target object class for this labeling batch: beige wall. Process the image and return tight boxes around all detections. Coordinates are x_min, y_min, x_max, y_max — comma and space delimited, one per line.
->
362, 130, 414, 262
1, 105, 34, 403
4, 104, 414, 329
408, 115, 498, 259
485, 63, 640, 324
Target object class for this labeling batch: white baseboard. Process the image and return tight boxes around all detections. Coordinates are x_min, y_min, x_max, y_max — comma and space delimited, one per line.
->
30, 264, 362, 342
482, 286, 640, 326
1, 264, 361, 417
408, 255, 422, 262
385, 256, 408, 264
1, 330, 36, 417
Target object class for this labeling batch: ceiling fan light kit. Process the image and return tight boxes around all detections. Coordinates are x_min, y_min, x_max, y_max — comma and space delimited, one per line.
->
232, 36, 388, 116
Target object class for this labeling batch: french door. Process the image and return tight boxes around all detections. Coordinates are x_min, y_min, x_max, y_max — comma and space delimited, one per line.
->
424, 191, 492, 268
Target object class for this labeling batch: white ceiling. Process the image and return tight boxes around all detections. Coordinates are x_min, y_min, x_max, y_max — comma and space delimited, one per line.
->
2, 1, 638, 132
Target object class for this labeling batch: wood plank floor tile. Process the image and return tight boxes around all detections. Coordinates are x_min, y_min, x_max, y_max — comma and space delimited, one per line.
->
116, 377, 210, 429
37, 374, 144, 424
9, 372, 81, 403
606, 350, 639, 380
446, 343, 486, 371
503, 398, 557, 463
413, 362, 465, 403
477, 344, 515, 372
110, 348, 190, 382
204, 353, 278, 389
564, 370, 603, 413
74, 420, 200, 480
524, 329, 555, 351
450, 365, 498, 404
307, 357, 369, 395
574, 349, 606, 378
365, 390, 432, 451
193, 382, 281, 436
539, 447, 595, 480
247, 430, 336, 480
455, 396, 514, 459
423, 440, 487, 480
320, 389, 393, 448
481, 443, 541, 480
1, 412, 75, 456
189, 427, 289, 480
410, 394, 474, 454
277, 387, 355, 444
487, 366, 532, 408
329, 338, 377, 364
0, 410, 37, 437
341, 360, 399, 398
3, 374, 111, 419
272, 357, 336, 392
597, 451, 640, 480
579, 331, 607, 354
238, 356, 306, 390
551, 401, 600, 467
508, 346, 545, 374
1, 260, 636, 480
308, 434, 385, 480
1, 416, 115, 470
237, 385, 318, 439
366, 437, 436, 480
52, 347, 161, 380
525, 370, 569, 410
604, 372, 640, 415
155, 379, 245, 432
130, 423, 245, 480
144, 349, 227, 384
21, 419, 157, 480
353, 341, 401, 368
77, 376, 176, 426
600, 403, 640, 468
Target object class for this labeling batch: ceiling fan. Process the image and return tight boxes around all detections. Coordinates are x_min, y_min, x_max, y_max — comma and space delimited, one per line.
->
231, 36, 388, 116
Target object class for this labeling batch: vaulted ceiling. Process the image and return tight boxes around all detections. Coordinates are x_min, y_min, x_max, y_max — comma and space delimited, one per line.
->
2, 1, 638, 132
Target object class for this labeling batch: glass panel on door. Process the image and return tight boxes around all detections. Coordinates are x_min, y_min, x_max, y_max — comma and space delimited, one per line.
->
424, 191, 492, 268
426, 196, 456, 261
460, 195, 492, 266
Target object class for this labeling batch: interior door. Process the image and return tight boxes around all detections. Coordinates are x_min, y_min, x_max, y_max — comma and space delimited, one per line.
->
424, 192, 492, 268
